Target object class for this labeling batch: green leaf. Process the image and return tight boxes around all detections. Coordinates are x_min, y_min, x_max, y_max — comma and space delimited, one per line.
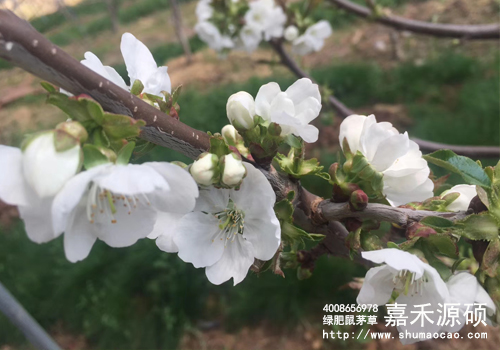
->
454, 213, 499, 241
40, 82, 56, 93
83, 144, 111, 169
426, 234, 458, 258
423, 150, 491, 188
116, 142, 136, 165
420, 216, 454, 229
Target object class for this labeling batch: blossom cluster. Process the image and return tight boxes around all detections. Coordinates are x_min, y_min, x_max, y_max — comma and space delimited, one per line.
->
194, 0, 332, 55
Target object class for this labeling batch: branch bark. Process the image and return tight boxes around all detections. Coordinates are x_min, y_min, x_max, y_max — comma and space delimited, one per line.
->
0, 10, 209, 159
269, 39, 500, 159
329, 0, 500, 40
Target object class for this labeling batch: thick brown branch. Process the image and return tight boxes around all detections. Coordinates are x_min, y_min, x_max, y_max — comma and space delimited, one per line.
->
329, 0, 500, 39
0, 10, 209, 159
269, 39, 500, 159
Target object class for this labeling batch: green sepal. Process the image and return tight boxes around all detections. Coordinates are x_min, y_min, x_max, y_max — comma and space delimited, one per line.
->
423, 150, 491, 189
53, 129, 79, 152
40, 82, 56, 93
92, 128, 111, 148
130, 79, 144, 95
482, 238, 500, 277
101, 113, 146, 140
209, 134, 231, 158
83, 144, 113, 169
116, 141, 136, 165
47, 92, 104, 125
284, 134, 302, 148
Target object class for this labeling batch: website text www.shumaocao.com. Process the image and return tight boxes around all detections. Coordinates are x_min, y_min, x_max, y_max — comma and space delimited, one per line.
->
322, 329, 488, 341
322, 303, 491, 342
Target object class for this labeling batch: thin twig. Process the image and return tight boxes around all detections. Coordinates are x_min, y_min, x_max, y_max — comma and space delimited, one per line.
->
0, 282, 62, 350
329, 0, 500, 40
269, 39, 500, 158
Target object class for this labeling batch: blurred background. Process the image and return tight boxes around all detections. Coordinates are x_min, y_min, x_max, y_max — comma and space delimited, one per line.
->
0, 0, 499, 349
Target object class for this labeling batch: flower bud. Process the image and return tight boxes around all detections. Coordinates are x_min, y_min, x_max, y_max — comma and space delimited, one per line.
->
190, 153, 219, 186
284, 25, 299, 41
226, 91, 256, 131
221, 124, 241, 146
349, 189, 369, 211
22, 131, 81, 198
220, 153, 247, 187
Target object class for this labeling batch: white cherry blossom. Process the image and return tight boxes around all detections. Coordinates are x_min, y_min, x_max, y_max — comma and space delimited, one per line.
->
339, 114, 434, 206
358, 248, 449, 345
238, 25, 262, 53
221, 153, 246, 187
154, 163, 281, 285
441, 184, 477, 212
195, 21, 234, 52
190, 153, 219, 186
292, 21, 332, 56
51, 162, 198, 262
120, 33, 172, 95
255, 78, 322, 143
0, 132, 81, 243
244, 0, 286, 41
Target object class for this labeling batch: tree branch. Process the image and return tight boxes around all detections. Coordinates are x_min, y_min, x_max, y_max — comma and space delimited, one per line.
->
317, 201, 469, 228
0, 10, 209, 160
329, 0, 500, 40
269, 39, 500, 159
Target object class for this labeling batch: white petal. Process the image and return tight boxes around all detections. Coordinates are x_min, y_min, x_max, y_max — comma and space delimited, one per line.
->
297, 124, 319, 143
120, 33, 158, 86
0, 145, 30, 206
360, 120, 398, 162
194, 187, 230, 213
384, 177, 434, 206
63, 204, 97, 262
231, 163, 276, 214
82, 52, 128, 90
306, 20, 332, 40
369, 133, 409, 172
442, 184, 477, 212
174, 212, 225, 268
52, 164, 108, 235
149, 212, 185, 253
143, 66, 171, 95
243, 214, 280, 261
294, 96, 322, 124
23, 132, 81, 198
95, 164, 170, 195
144, 162, 198, 214
254, 82, 281, 120
361, 249, 425, 279
270, 93, 295, 124
357, 265, 395, 305
205, 236, 255, 285
94, 201, 157, 247
383, 141, 428, 178
396, 286, 446, 345
19, 196, 59, 243
383, 166, 430, 193
284, 78, 321, 108
338, 114, 369, 154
